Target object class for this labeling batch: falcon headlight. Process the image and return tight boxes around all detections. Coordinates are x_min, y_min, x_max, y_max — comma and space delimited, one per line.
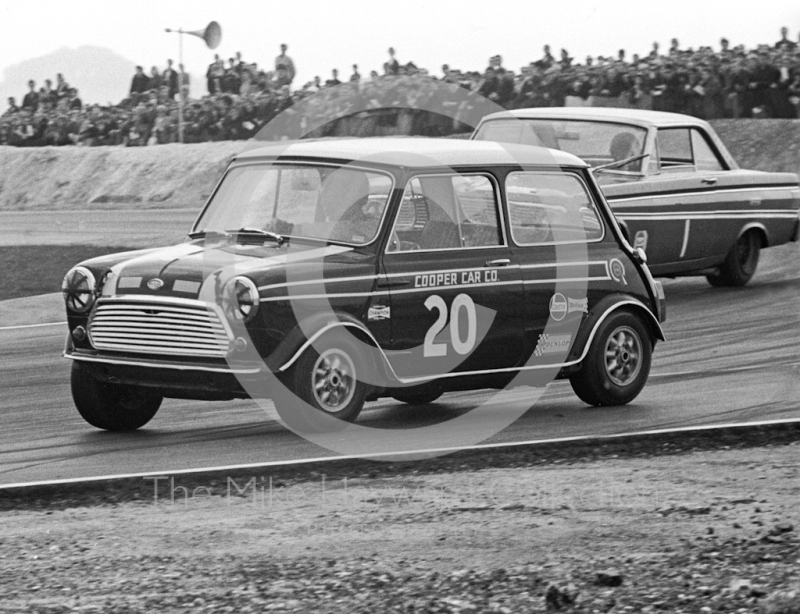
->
62, 267, 97, 314
223, 276, 259, 324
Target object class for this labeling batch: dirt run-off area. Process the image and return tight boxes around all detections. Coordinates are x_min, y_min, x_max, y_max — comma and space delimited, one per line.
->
0, 429, 798, 613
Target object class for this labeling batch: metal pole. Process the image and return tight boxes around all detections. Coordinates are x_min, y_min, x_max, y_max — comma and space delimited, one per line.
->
178, 29, 185, 143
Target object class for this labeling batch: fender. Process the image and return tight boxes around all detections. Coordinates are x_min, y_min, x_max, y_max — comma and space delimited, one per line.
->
736, 222, 770, 247
269, 312, 397, 383
565, 294, 665, 367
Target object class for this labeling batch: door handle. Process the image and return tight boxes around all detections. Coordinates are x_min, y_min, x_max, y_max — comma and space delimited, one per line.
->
701, 177, 718, 185
377, 278, 411, 288
485, 259, 511, 267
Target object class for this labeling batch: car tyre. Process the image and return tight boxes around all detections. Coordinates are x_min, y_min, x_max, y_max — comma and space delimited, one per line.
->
71, 362, 162, 431
274, 333, 368, 431
570, 310, 652, 406
706, 231, 760, 287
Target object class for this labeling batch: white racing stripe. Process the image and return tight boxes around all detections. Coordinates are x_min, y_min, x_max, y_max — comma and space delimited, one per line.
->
1, 417, 798, 490
0, 322, 66, 331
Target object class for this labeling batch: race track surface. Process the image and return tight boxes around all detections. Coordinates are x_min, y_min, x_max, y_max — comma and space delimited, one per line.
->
1, 243, 798, 486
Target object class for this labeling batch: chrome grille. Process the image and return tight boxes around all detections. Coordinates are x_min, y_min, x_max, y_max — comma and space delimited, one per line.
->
88, 297, 231, 357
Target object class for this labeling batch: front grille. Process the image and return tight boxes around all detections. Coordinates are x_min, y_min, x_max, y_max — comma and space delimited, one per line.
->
88, 297, 231, 357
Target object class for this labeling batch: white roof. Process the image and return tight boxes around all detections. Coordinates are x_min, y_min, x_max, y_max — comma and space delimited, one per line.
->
237, 136, 587, 169
479, 107, 711, 129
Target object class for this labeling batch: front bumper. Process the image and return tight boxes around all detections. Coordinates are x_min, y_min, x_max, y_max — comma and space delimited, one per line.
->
66, 348, 271, 400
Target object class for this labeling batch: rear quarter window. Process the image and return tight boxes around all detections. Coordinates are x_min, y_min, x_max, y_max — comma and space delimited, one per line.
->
506, 172, 604, 245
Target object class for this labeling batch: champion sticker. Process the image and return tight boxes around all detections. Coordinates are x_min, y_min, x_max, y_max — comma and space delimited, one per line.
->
534, 333, 572, 357
568, 297, 588, 314
549, 293, 567, 321
609, 258, 627, 285
368, 305, 391, 321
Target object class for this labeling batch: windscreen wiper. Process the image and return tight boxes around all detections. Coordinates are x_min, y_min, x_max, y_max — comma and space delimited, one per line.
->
592, 153, 648, 173
226, 228, 288, 245
187, 229, 231, 240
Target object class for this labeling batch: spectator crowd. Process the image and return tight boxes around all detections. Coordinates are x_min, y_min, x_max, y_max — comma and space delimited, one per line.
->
4, 28, 800, 147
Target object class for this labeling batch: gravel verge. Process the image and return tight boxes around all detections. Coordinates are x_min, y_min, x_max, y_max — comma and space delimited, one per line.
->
0, 424, 798, 613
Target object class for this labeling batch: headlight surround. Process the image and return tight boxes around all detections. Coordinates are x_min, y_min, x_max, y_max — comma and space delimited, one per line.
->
62, 266, 97, 314
223, 276, 259, 324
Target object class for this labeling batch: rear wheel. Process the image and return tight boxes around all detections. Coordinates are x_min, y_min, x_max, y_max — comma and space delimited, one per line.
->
71, 362, 162, 431
274, 334, 368, 431
706, 231, 761, 287
570, 311, 652, 406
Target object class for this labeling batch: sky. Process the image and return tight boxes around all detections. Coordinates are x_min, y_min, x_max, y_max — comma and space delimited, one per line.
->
1, 0, 799, 102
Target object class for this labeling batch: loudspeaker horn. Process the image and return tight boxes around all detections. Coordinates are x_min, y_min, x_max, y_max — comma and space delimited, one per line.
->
186, 21, 222, 50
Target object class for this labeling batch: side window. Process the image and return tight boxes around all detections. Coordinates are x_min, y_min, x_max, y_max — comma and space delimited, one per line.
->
388, 175, 503, 252
657, 128, 693, 169
691, 129, 725, 171
506, 172, 604, 245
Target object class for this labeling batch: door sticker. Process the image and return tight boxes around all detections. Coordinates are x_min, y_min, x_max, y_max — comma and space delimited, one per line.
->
568, 297, 588, 314
368, 305, 391, 321
549, 293, 568, 321
609, 258, 627, 285
534, 333, 572, 357
423, 293, 477, 357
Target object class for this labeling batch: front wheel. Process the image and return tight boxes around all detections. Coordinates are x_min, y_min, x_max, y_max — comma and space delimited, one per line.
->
570, 311, 652, 406
71, 362, 162, 431
274, 334, 369, 431
706, 231, 761, 287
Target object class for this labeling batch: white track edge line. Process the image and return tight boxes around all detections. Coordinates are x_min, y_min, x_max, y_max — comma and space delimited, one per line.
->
0, 322, 66, 331
1, 417, 799, 491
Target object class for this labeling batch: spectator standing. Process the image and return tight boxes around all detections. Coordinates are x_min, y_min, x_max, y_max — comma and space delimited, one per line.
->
325, 69, 342, 87
387, 47, 400, 75
22, 80, 39, 111
149, 67, 163, 92
130, 66, 150, 95
350, 64, 361, 82
221, 59, 241, 93
775, 26, 797, 50
68, 88, 82, 112
535, 45, 555, 69
41, 80, 57, 106
55, 73, 70, 99
275, 44, 296, 86
207, 54, 223, 94
163, 59, 179, 100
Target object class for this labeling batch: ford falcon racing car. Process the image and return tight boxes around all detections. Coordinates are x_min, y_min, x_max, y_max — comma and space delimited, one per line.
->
472, 108, 800, 286
62, 138, 665, 431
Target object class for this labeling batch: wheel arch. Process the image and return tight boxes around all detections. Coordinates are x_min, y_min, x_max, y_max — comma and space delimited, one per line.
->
737, 222, 769, 248
270, 313, 397, 384
568, 296, 664, 368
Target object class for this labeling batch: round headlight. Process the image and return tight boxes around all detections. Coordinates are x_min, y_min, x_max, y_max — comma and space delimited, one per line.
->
223, 276, 259, 323
62, 267, 97, 313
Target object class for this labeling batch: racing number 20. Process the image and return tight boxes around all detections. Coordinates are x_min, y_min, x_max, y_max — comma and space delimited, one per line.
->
423, 294, 477, 357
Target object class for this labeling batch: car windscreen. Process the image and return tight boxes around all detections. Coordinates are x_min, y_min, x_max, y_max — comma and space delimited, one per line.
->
194, 164, 394, 246
474, 119, 647, 172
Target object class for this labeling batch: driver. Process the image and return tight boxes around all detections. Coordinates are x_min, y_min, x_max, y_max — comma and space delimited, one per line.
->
609, 132, 641, 171
319, 170, 374, 243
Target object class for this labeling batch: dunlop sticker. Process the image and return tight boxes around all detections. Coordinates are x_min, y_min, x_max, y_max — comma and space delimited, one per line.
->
534, 333, 572, 357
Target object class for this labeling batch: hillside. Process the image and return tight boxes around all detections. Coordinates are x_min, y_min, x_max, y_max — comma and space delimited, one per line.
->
0, 46, 138, 107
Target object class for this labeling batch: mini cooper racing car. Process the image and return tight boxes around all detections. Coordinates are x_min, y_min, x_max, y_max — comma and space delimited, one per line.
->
62, 138, 666, 431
